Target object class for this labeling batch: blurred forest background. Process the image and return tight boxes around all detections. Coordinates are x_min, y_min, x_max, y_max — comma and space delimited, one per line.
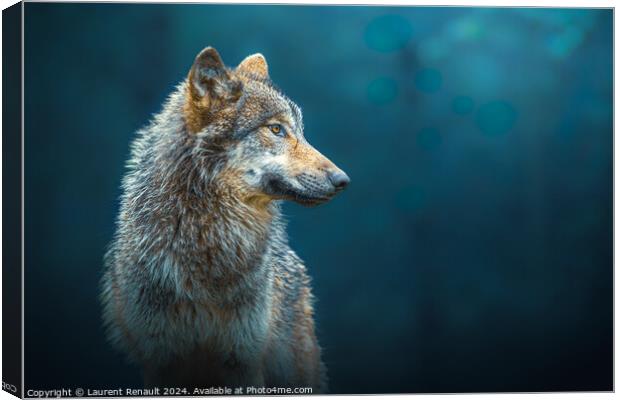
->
24, 4, 612, 393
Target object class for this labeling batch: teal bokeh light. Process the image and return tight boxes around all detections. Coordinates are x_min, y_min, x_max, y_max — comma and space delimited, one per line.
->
364, 15, 413, 52
547, 26, 585, 59
417, 127, 442, 150
367, 77, 398, 105
452, 96, 475, 115
415, 68, 443, 93
475, 100, 517, 135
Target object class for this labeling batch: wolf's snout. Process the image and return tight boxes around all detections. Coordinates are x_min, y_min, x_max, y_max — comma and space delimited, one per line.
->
328, 170, 350, 189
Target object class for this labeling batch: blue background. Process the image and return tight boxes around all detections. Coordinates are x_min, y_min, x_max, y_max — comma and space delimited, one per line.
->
24, 4, 612, 393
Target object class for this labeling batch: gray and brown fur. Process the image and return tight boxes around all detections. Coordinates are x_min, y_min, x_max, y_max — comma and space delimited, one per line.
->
100, 47, 349, 392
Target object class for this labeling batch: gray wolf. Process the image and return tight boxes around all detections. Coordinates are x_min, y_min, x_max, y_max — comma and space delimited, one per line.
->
100, 47, 349, 392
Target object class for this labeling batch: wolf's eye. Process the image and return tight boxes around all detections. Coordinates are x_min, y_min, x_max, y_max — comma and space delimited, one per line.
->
268, 124, 286, 137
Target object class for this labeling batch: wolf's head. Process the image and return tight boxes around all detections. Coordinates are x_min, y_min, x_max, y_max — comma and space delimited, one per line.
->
183, 47, 349, 207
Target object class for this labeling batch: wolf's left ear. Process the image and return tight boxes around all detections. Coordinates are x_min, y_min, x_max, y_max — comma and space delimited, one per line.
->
236, 53, 269, 79
188, 47, 242, 102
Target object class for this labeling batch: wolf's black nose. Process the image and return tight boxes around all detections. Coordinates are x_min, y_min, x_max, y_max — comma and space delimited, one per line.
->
329, 171, 350, 189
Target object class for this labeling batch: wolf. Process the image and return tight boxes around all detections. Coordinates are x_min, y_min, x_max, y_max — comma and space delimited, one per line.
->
100, 47, 349, 393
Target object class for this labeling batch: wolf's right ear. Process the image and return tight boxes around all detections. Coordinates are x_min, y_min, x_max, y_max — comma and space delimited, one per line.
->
188, 47, 242, 104
236, 53, 269, 79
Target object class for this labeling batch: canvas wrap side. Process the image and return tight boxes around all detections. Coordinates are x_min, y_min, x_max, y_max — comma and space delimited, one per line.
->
2, 2, 23, 398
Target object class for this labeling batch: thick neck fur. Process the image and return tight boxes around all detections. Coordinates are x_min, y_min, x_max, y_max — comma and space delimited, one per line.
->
120, 83, 280, 306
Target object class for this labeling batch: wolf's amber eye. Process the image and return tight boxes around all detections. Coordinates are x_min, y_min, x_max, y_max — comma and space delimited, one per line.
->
268, 124, 286, 137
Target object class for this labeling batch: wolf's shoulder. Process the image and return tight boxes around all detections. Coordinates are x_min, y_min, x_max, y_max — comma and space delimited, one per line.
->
269, 244, 313, 317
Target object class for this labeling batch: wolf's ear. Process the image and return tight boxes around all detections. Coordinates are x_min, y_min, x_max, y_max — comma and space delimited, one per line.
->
188, 47, 242, 102
236, 53, 269, 79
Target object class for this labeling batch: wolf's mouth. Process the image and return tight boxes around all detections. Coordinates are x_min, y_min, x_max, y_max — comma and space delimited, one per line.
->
289, 192, 332, 207
262, 174, 335, 207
